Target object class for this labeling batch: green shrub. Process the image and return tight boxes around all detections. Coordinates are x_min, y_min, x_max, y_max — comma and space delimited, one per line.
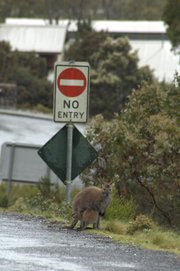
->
127, 214, 155, 235
38, 177, 52, 199
0, 195, 9, 208
105, 190, 137, 221
10, 197, 27, 212
38, 177, 66, 203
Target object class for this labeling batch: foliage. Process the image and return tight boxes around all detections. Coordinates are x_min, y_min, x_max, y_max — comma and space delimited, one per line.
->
162, 73, 180, 124
104, 220, 126, 235
150, 230, 179, 250
127, 215, 155, 235
0, 179, 73, 220
82, 79, 180, 227
90, 36, 154, 118
0, 41, 14, 82
163, 0, 180, 52
65, 26, 154, 118
0, 195, 9, 208
0, 41, 53, 109
103, 220, 180, 254
0, 0, 166, 22
105, 189, 136, 221
64, 20, 108, 62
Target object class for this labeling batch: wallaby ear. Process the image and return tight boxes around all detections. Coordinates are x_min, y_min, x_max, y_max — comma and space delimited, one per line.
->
102, 181, 113, 190
107, 181, 114, 187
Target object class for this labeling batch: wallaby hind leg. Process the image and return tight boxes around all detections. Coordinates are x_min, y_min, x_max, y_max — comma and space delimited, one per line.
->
69, 213, 79, 229
93, 222, 98, 229
80, 219, 85, 230
80, 221, 87, 230
93, 216, 99, 229
95, 214, 100, 229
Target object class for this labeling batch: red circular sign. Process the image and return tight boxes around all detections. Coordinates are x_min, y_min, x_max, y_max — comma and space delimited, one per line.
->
57, 68, 86, 97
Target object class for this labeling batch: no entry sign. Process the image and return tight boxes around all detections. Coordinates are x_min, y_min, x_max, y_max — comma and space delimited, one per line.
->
57, 68, 86, 97
54, 62, 90, 123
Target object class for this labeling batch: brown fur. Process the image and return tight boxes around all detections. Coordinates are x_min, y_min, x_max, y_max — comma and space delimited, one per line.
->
69, 183, 112, 229
81, 210, 99, 230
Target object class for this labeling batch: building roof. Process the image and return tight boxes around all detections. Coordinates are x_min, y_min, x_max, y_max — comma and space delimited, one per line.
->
0, 24, 67, 53
6, 18, 166, 34
73, 20, 167, 34
131, 40, 180, 82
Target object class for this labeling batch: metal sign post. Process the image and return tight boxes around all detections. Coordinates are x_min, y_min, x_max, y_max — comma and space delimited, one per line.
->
6, 143, 16, 200
66, 123, 73, 204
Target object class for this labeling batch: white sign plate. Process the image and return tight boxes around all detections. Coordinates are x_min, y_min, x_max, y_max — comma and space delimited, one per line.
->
54, 61, 90, 123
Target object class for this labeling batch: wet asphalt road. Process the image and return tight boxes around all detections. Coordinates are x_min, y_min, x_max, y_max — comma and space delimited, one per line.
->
0, 213, 179, 271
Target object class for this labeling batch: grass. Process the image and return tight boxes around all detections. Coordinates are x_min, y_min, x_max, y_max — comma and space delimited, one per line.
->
0, 180, 179, 255
94, 219, 180, 255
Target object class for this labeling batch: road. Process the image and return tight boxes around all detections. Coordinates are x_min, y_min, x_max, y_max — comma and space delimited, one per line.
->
0, 213, 179, 271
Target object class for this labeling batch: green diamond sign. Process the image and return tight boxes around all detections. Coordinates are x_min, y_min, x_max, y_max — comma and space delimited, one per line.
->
38, 125, 98, 183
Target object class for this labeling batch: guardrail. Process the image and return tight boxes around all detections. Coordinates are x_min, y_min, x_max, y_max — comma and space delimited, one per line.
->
0, 109, 53, 120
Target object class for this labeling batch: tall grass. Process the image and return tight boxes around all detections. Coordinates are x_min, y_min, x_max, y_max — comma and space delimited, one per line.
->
0, 178, 75, 220
105, 189, 137, 221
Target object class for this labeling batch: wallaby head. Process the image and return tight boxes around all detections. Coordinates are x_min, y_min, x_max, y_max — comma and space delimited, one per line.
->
101, 182, 113, 197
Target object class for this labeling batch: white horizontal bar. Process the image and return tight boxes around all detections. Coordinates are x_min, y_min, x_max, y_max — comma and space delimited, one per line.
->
60, 79, 84, 86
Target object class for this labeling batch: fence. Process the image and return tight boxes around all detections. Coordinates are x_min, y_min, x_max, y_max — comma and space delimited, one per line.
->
0, 142, 83, 197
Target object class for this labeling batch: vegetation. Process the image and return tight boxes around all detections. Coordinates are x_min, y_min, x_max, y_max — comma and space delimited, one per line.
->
163, 0, 180, 52
82, 75, 180, 228
0, 178, 71, 220
65, 22, 154, 118
90, 36, 153, 118
127, 214, 155, 234
0, 41, 53, 110
0, 0, 167, 22
102, 222, 180, 254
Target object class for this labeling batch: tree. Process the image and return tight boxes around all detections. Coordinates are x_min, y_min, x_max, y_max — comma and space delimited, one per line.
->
0, 41, 15, 82
0, 41, 52, 109
64, 23, 154, 118
83, 80, 180, 227
163, 0, 180, 52
0, 0, 166, 22
64, 20, 108, 62
90, 37, 154, 118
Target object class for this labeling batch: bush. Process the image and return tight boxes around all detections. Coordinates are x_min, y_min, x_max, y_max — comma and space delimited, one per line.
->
127, 214, 155, 235
105, 220, 126, 234
0, 195, 9, 208
83, 79, 180, 227
10, 197, 27, 212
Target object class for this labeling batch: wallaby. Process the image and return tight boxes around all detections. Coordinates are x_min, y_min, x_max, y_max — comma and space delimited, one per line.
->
80, 209, 99, 230
69, 182, 112, 229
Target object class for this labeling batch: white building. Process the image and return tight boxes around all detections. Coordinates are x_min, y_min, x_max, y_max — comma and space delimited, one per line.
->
0, 18, 179, 82
0, 19, 67, 70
